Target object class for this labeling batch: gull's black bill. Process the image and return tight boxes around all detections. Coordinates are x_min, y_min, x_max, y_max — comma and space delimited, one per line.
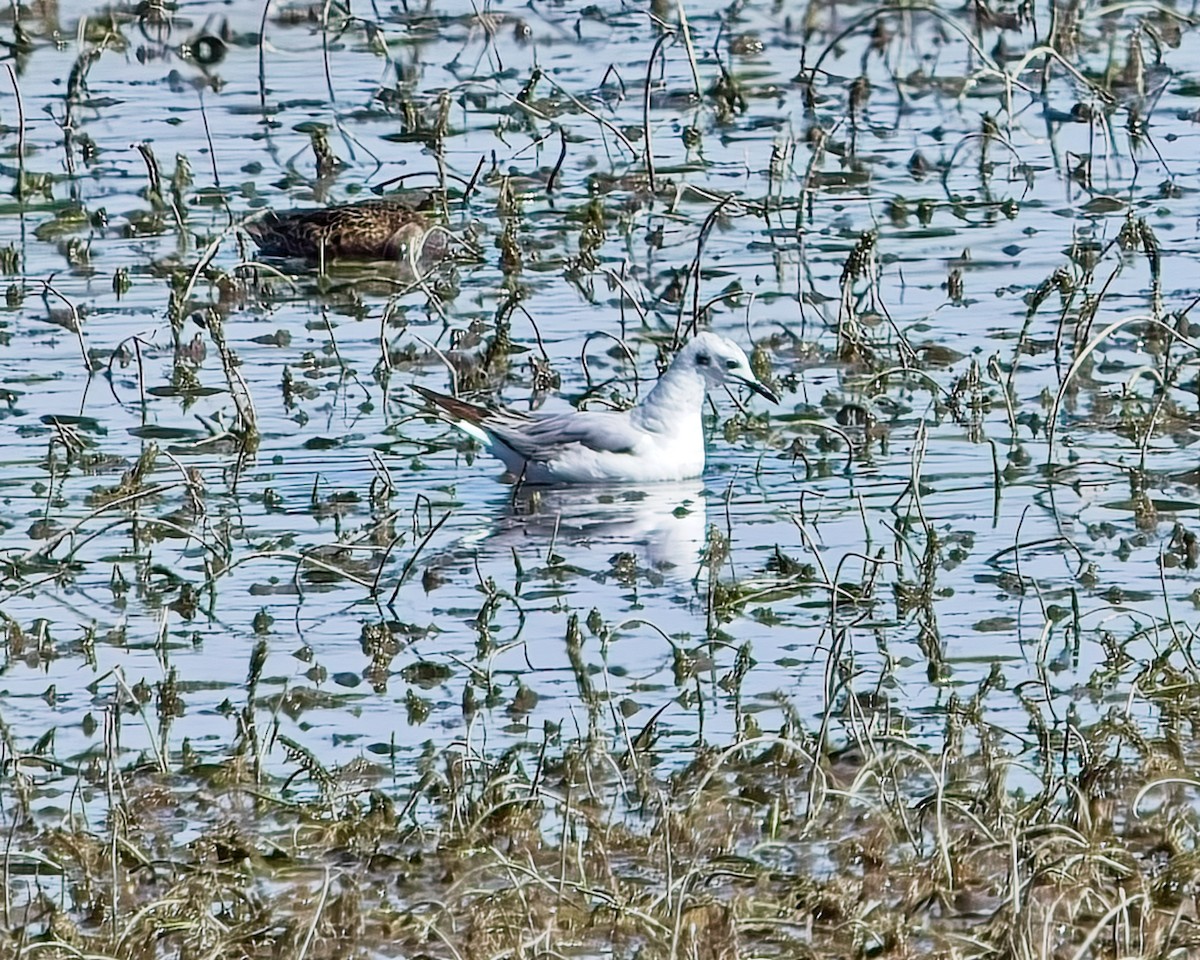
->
740, 377, 780, 404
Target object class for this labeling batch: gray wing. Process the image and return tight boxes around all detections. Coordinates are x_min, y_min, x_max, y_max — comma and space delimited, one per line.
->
485, 409, 639, 462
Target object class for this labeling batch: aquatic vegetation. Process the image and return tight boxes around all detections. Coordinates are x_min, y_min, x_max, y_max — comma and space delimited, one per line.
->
1, 0, 1200, 957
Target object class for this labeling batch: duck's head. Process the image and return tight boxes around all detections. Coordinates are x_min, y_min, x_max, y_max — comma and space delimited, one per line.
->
678, 331, 779, 403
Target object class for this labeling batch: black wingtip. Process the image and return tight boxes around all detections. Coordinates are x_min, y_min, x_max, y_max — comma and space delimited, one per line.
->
409, 384, 493, 425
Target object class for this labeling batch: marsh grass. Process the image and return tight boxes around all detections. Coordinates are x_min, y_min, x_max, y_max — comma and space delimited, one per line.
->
4, 677, 1200, 959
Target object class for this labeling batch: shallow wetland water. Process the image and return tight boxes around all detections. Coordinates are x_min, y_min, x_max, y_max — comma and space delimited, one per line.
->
3, 0, 1200, 957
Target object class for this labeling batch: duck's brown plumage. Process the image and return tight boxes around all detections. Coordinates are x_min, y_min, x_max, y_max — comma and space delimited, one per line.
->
246, 197, 435, 260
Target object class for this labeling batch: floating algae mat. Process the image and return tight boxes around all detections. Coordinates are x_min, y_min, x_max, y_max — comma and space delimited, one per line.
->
1, 0, 1200, 956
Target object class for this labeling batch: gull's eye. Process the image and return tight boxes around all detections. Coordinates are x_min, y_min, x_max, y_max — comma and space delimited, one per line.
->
695, 354, 711, 367
725, 358, 739, 370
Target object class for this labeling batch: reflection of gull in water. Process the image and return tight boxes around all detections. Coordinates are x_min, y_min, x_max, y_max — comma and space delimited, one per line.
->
459, 483, 709, 577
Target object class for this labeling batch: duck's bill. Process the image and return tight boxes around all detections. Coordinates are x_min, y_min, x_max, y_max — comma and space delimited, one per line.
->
738, 376, 780, 404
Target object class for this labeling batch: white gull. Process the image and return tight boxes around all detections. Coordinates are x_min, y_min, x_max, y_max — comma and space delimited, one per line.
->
412, 332, 779, 485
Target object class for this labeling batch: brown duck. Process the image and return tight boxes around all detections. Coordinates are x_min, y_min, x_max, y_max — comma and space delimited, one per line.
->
245, 197, 436, 260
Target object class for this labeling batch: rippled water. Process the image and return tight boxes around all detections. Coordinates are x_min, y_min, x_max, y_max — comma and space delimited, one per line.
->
1, 0, 1197, 804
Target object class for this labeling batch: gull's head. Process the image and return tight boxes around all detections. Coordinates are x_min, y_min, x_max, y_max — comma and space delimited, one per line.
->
678, 331, 780, 403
